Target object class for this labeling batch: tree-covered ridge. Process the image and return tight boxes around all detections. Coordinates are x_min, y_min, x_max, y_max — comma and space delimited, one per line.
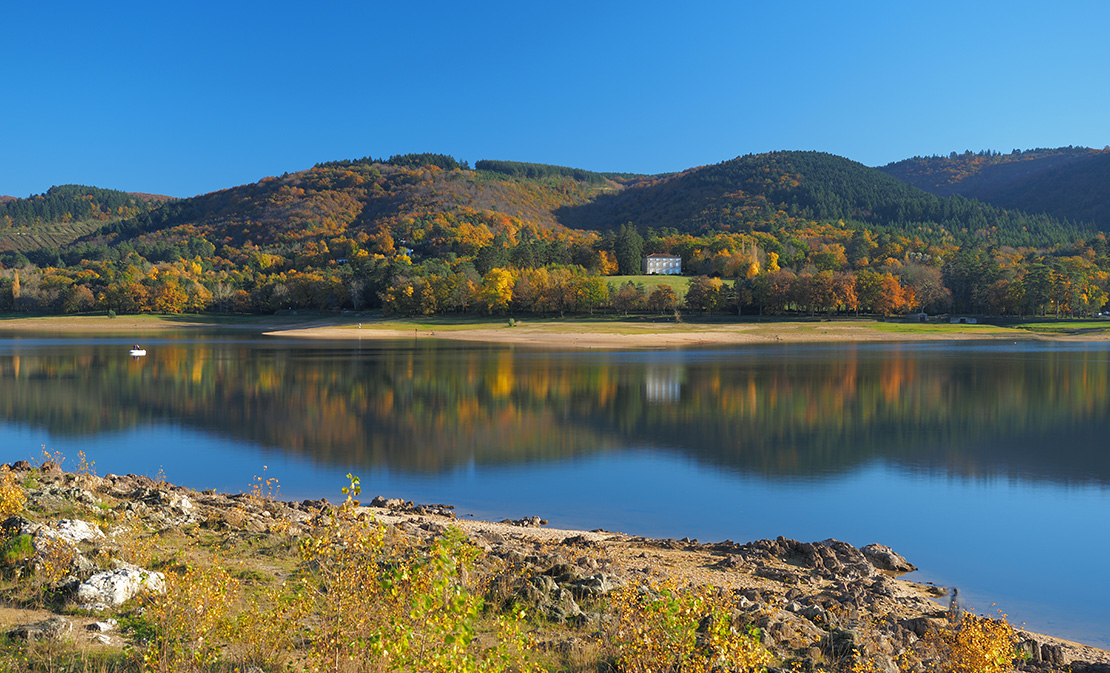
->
558, 151, 1088, 249
0, 185, 166, 228
881, 148, 1110, 232
975, 151, 1110, 231
880, 147, 1105, 196
475, 159, 612, 184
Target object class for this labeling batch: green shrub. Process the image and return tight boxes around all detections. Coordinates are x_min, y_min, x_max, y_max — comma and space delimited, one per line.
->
0, 533, 34, 565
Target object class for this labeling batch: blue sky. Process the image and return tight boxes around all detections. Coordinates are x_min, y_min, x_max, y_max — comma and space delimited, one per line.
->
3, 1, 1108, 198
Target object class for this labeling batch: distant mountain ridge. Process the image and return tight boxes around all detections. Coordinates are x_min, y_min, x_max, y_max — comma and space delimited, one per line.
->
880, 147, 1110, 230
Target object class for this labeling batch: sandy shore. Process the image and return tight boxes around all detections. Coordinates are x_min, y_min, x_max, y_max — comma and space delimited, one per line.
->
0, 314, 1106, 349
273, 321, 1019, 349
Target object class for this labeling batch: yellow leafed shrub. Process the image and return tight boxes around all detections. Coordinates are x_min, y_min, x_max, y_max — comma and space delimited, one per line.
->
927, 612, 1019, 673
608, 581, 772, 673
0, 466, 26, 518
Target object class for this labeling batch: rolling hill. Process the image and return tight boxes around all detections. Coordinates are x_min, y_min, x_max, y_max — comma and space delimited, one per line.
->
880, 147, 1110, 231
2, 149, 1107, 319
556, 151, 1087, 247
0, 185, 169, 252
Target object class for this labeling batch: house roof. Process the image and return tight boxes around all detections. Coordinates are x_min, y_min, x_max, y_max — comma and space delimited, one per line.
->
645, 253, 681, 258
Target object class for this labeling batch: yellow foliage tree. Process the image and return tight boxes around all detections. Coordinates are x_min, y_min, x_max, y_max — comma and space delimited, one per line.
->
479, 268, 514, 314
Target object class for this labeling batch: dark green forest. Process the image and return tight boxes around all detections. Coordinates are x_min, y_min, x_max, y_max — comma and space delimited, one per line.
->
881, 147, 1110, 230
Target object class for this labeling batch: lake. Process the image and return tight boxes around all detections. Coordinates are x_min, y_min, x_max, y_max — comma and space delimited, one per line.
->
0, 333, 1108, 647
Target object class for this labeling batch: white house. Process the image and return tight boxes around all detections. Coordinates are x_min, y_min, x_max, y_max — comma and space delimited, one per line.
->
643, 253, 682, 275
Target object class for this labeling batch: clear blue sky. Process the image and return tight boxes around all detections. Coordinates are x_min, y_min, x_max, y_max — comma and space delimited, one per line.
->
3, 1, 1108, 198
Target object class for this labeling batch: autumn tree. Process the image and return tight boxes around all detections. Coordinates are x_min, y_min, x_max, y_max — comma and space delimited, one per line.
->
752, 269, 796, 315
872, 273, 908, 315
646, 285, 678, 314
61, 285, 95, 313
612, 281, 646, 314
478, 268, 514, 314
685, 276, 724, 312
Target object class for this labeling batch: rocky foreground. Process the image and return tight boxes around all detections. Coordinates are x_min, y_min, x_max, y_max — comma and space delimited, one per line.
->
2, 462, 1109, 672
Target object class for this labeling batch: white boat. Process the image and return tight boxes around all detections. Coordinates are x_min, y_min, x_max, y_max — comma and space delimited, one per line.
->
129, 345, 147, 357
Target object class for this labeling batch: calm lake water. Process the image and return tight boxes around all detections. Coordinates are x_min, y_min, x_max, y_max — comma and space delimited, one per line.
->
1, 333, 1108, 647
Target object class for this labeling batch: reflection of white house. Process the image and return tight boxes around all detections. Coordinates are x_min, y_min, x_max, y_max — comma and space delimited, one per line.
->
644, 253, 682, 275
645, 365, 682, 403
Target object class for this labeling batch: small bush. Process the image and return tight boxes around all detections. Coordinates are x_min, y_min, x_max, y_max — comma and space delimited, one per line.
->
607, 581, 772, 673
0, 466, 26, 518
927, 612, 1019, 673
138, 563, 236, 672
296, 474, 537, 672
0, 533, 34, 565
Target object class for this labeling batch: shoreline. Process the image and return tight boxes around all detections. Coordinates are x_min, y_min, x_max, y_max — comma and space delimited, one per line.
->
2, 464, 1108, 670
2, 314, 1108, 349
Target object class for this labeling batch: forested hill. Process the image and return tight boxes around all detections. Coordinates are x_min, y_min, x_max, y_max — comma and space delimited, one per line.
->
0, 186, 170, 253
2, 150, 1109, 319
559, 151, 1087, 248
63, 155, 617, 264
0, 185, 166, 227
880, 147, 1110, 230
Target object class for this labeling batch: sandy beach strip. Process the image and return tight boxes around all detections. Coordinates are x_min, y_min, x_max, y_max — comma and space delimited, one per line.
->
0, 314, 1105, 349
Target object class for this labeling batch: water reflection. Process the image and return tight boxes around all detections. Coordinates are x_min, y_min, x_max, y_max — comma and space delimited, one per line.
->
1, 338, 1109, 487
3, 336, 1110, 646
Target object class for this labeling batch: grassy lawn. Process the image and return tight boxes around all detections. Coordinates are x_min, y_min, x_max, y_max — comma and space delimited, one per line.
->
1008, 319, 1110, 335
866, 321, 1017, 336
606, 275, 735, 300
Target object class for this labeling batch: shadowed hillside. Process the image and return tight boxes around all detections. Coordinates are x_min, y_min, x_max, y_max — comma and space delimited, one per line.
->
881, 147, 1110, 231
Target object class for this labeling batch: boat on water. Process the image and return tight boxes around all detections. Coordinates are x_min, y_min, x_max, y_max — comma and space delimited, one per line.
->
129, 344, 147, 357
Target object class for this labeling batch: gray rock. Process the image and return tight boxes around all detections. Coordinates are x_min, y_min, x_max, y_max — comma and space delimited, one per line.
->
901, 616, 947, 638
502, 515, 547, 527
76, 568, 165, 606
823, 628, 858, 658
799, 604, 838, 629
42, 519, 106, 545
757, 609, 826, 651
87, 619, 118, 632
369, 495, 407, 508
860, 543, 917, 573
39, 461, 64, 476
567, 573, 619, 597
7, 616, 72, 641
544, 587, 583, 623
734, 536, 876, 580
27, 485, 100, 511
131, 487, 195, 516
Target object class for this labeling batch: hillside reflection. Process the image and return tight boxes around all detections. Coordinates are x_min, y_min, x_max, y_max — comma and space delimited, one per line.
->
2, 339, 1109, 485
